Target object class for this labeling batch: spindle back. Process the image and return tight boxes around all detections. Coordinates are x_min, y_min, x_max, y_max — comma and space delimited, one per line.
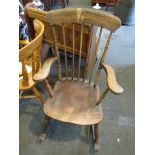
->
19, 19, 44, 86
25, 7, 92, 59
46, 8, 121, 82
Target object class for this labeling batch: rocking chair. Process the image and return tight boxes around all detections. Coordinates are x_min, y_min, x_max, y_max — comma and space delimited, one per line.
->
33, 8, 123, 151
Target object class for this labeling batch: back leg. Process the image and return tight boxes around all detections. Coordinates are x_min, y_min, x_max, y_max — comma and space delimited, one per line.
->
38, 114, 51, 143
94, 123, 100, 151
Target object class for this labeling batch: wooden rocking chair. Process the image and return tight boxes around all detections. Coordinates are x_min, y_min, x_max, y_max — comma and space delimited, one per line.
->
19, 19, 57, 103
33, 8, 123, 151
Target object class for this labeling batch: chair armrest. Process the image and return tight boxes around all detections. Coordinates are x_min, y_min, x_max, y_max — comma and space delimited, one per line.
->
101, 62, 123, 95
19, 40, 30, 45
33, 57, 57, 81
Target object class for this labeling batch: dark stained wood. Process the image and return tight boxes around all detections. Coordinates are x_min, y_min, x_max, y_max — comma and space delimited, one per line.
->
78, 24, 84, 80
44, 79, 103, 125
94, 123, 100, 151
43, 79, 54, 98
92, 0, 118, 6
38, 115, 51, 142
62, 24, 68, 79
72, 23, 75, 79
83, 24, 94, 81
89, 27, 102, 83
47, 8, 121, 32
25, 8, 123, 151
24, 8, 93, 58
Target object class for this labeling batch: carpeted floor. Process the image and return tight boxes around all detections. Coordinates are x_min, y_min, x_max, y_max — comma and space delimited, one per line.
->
19, 0, 135, 155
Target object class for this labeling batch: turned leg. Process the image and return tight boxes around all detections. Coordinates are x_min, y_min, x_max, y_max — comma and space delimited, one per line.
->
38, 114, 51, 143
43, 79, 54, 98
32, 86, 45, 104
47, 76, 55, 87
94, 123, 100, 151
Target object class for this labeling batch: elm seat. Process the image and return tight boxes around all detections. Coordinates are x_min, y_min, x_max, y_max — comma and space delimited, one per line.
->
44, 79, 103, 125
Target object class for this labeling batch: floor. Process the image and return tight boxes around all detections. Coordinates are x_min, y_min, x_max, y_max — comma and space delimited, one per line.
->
19, 0, 135, 155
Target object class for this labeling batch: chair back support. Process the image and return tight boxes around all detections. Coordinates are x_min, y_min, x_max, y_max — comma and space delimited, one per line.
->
19, 19, 44, 86
25, 7, 95, 59
46, 8, 121, 83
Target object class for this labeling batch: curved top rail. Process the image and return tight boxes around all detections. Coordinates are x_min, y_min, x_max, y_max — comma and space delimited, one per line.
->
19, 19, 44, 61
47, 8, 121, 32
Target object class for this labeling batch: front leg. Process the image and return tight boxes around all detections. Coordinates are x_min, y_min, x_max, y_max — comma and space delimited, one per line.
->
32, 86, 45, 103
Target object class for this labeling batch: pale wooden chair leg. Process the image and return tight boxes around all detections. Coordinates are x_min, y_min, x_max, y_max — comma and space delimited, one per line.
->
38, 114, 51, 143
94, 123, 100, 151
32, 86, 45, 104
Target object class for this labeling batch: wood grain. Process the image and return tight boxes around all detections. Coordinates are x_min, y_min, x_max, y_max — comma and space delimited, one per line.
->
25, 8, 93, 58
19, 19, 45, 103
47, 8, 121, 32
33, 57, 58, 81
44, 79, 103, 125
101, 63, 123, 94
19, 40, 30, 45
24, 8, 124, 149
78, 24, 84, 80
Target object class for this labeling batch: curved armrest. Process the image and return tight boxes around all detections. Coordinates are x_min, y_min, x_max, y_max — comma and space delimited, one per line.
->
33, 57, 57, 81
19, 40, 30, 45
101, 63, 123, 95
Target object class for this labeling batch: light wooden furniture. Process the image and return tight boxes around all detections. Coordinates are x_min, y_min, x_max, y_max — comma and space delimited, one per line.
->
33, 8, 123, 151
19, 19, 57, 103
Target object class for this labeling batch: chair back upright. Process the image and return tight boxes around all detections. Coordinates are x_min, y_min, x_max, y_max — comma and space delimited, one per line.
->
19, 19, 44, 86
46, 8, 121, 83
25, 7, 97, 60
